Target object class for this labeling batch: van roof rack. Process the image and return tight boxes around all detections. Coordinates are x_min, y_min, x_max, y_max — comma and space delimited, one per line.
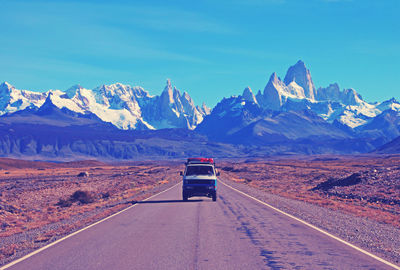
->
186, 158, 215, 165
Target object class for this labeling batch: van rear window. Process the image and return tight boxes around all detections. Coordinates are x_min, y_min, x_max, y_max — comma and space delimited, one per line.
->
186, 165, 214, 176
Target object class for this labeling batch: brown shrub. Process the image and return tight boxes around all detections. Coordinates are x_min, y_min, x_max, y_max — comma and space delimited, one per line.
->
56, 190, 94, 207
101, 192, 110, 199
70, 190, 94, 204
56, 198, 72, 207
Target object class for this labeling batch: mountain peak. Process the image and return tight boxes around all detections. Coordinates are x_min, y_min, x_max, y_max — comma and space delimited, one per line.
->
182, 91, 191, 100
1, 81, 13, 88
166, 79, 172, 88
162, 79, 173, 94
67, 84, 83, 91
269, 72, 282, 85
243, 86, 253, 94
200, 102, 211, 115
342, 88, 363, 105
0, 82, 15, 92
38, 93, 58, 113
242, 86, 258, 104
114, 82, 124, 88
66, 84, 84, 98
295, 59, 306, 67
283, 60, 316, 100
173, 86, 180, 94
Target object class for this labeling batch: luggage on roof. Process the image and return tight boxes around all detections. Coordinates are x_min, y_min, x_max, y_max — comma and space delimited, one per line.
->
186, 158, 215, 164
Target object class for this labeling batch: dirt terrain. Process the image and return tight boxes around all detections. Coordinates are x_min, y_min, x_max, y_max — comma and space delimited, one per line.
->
0, 159, 182, 265
219, 155, 400, 228
1, 155, 399, 266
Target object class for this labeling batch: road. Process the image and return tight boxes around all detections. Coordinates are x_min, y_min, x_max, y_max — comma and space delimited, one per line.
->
3, 180, 397, 270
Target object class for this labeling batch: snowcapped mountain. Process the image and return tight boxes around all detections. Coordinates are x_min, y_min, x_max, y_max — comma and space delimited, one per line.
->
2, 60, 396, 133
146, 79, 206, 129
0, 82, 47, 113
195, 93, 376, 153
195, 60, 400, 151
1, 60, 399, 156
0, 93, 110, 128
283, 60, 316, 100
2, 60, 400, 159
218, 60, 400, 131
0, 80, 210, 130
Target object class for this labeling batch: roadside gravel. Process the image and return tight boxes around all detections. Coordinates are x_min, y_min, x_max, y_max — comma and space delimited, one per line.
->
221, 176, 400, 266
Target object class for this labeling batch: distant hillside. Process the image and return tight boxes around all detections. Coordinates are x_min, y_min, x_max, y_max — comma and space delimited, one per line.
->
0, 104, 378, 160
374, 136, 400, 154
0, 102, 241, 160
0, 158, 107, 169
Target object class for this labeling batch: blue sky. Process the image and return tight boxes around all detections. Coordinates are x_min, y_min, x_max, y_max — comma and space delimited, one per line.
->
1, 0, 399, 107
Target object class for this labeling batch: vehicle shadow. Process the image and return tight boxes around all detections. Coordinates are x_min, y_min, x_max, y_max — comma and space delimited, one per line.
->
134, 199, 203, 204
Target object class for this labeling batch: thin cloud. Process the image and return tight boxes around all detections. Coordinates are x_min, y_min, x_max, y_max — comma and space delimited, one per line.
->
205, 47, 287, 60
109, 6, 235, 35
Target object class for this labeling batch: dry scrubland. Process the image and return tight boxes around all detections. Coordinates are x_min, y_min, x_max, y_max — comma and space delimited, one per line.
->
219, 155, 400, 228
1, 155, 400, 266
0, 159, 181, 265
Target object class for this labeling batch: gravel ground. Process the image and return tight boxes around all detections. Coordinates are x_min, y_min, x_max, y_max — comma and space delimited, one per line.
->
0, 179, 180, 267
221, 176, 400, 266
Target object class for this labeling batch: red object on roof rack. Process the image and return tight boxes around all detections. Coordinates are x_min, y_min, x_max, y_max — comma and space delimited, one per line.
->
186, 158, 215, 164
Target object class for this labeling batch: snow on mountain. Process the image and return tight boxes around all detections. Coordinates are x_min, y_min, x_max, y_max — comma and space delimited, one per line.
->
48, 90, 86, 113
197, 102, 211, 116
1, 60, 398, 134
196, 59, 400, 150
0, 80, 209, 130
0, 82, 47, 114
195, 94, 375, 154
376, 98, 400, 112
244, 61, 400, 129
283, 60, 316, 100
316, 83, 364, 106
260, 72, 286, 110
357, 109, 400, 142
260, 69, 311, 111
139, 79, 206, 130
196, 94, 263, 141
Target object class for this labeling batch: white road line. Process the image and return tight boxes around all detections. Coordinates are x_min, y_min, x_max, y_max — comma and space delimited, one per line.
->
1, 182, 181, 270
219, 179, 400, 270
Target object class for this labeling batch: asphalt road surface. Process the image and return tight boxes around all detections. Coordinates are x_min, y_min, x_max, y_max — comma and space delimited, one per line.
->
3, 181, 397, 270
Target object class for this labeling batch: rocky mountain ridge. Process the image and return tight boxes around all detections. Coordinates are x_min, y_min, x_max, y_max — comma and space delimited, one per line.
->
1, 60, 399, 132
0, 80, 210, 131
194, 60, 400, 150
1, 60, 400, 158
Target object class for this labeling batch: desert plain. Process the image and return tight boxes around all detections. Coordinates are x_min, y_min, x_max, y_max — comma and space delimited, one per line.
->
0, 155, 399, 266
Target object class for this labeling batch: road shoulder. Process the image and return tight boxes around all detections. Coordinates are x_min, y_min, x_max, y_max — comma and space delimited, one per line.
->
220, 176, 400, 267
